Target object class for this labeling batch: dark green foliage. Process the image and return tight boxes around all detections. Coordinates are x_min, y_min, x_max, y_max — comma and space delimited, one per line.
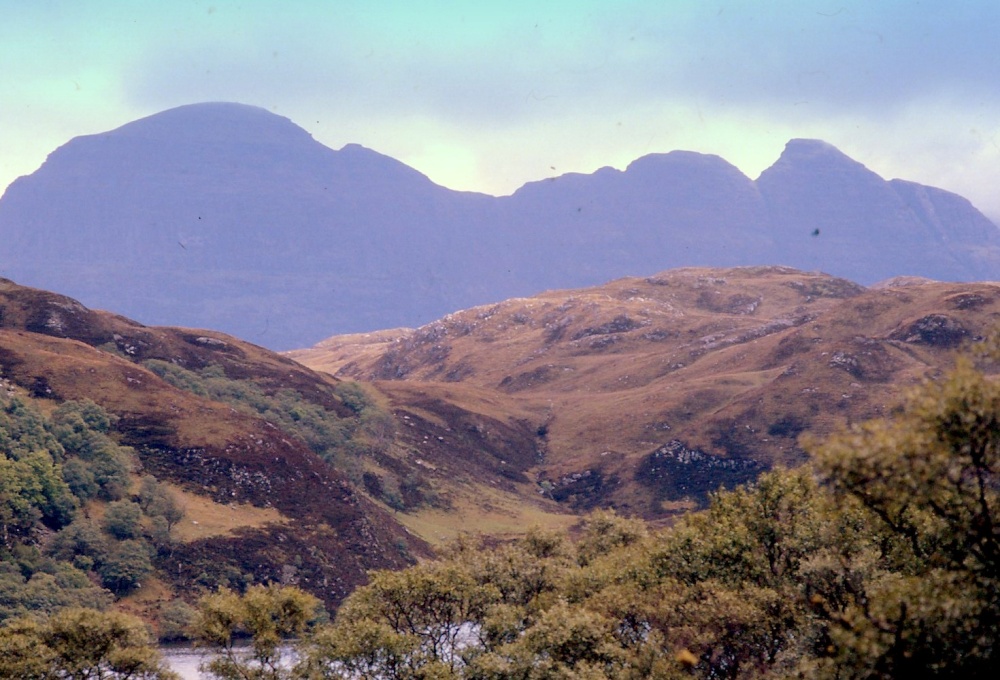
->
332, 380, 373, 414
48, 517, 109, 567
102, 501, 143, 540
1, 452, 75, 544
0, 559, 111, 621
61, 457, 98, 500
0, 398, 63, 460
0, 395, 173, 622
98, 539, 155, 597
53, 399, 113, 434
50, 405, 133, 502
1, 399, 78, 546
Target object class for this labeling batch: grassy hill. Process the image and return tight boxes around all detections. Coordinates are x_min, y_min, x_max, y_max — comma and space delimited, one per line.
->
290, 265, 1000, 519
0, 278, 573, 633
4, 266, 999, 634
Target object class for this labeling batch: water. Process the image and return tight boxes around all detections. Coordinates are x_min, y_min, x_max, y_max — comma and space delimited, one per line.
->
159, 643, 296, 679
159, 644, 213, 679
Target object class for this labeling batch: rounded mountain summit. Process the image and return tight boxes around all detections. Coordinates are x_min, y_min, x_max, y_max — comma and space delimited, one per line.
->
1, 103, 997, 350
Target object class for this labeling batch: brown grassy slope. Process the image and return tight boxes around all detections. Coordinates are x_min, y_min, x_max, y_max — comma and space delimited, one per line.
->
0, 277, 353, 413
0, 279, 423, 610
290, 266, 1000, 518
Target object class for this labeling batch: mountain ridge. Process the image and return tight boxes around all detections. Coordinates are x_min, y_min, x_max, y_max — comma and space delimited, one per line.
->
1, 103, 997, 350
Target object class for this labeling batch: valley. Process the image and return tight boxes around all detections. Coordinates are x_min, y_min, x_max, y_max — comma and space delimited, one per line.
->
1, 106, 999, 651
1, 264, 999, 670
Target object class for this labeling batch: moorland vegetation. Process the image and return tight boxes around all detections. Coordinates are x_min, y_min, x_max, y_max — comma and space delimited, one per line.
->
3, 341, 997, 678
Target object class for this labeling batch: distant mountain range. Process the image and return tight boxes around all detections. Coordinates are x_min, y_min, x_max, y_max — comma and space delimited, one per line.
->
1, 102, 997, 349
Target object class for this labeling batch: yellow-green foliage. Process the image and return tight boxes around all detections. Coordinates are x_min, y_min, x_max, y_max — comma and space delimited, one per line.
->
282, 353, 1000, 679
0, 608, 177, 679
193, 584, 321, 680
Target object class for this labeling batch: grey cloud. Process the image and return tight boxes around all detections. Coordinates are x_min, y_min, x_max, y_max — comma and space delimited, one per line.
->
124, 1, 1000, 132
617, 2, 1000, 113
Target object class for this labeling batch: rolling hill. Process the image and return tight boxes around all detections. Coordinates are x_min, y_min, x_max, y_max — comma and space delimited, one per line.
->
290, 265, 1000, 518
0, 277, 573, 628
4, 266, 1000, 632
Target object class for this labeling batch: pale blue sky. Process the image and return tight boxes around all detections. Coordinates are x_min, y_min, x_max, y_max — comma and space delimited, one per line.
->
2, 1, 999, 218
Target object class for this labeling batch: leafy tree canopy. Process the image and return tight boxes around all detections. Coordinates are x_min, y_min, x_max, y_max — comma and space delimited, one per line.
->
0, 607, 177, 679
283, 347, 1000, 679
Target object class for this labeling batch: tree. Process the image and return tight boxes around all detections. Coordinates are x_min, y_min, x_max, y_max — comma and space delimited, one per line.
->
52, 399, 113, 434
157, 599, 197, 642
331, 563, 498, 675
98, 539, 154, 597
193, 584, 321, 680
190, 346, 1000, 679
0, 607, 177, 679
1, 450, 76, 548
103, 501, 143, 540
805, 355, 1000, 678
0, 616, 53, 679
137, 476, 185, 534
0, 560, 112, 622
47, 517, 110, 572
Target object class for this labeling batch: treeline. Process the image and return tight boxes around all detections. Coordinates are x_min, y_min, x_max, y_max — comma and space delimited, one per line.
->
3, 353, 999, 678
286, 342, 998, 678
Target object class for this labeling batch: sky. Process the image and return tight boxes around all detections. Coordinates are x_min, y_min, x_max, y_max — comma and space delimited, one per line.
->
2, 0, 999, 220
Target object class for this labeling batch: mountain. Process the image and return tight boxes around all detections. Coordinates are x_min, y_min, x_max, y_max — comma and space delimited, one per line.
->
1, 103, 998, 350
291, 266, 1000, 517
0, 103, 506, 350
756, 139, 1000, 282
495, 151, 774, 288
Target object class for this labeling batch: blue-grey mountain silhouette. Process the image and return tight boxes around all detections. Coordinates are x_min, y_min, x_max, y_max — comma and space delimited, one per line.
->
1, 103, 997, 349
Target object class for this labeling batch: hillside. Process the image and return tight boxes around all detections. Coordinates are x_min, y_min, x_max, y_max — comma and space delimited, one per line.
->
0, 278, 573, 631
4, 267, 1000, 635
291, 266, 1000, 518
1, 103, 998, 349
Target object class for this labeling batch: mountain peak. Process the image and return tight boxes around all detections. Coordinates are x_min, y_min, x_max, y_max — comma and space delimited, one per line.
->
783, 138, 843, 154
106, 102, 315, 147
625, 149, 741, 174
2, 103, 997, 350
764, 138, 864, 171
